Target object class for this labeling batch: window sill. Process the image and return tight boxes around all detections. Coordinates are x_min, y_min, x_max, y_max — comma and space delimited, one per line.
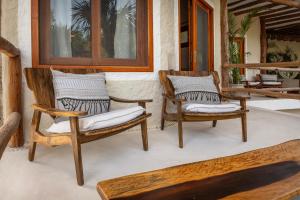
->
33, 64, 154, 72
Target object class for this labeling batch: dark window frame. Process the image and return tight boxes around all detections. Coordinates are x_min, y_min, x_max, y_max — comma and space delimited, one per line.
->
32, 0, 153, 72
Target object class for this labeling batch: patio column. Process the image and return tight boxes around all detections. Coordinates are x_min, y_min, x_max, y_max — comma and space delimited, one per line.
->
260, 17, 267, 63
220, 0, 230, 87
0, 37, 23, 147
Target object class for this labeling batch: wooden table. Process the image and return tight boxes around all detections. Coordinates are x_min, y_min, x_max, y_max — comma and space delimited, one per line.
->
97, 140, 300, 200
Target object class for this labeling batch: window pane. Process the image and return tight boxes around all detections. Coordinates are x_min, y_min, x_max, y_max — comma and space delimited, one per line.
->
50, 0, 91, 57
196, 6, 209, 71
100, 0, 137, 59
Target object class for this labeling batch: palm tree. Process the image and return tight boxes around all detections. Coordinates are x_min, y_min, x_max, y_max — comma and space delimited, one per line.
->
70, 0, 137, 57
71, 0, 91, 38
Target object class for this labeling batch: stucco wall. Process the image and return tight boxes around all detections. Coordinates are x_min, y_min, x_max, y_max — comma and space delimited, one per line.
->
2, 0, 222, 142
1, 0, 19, 121
268, 39, 300, 61
235, 14, 261, 80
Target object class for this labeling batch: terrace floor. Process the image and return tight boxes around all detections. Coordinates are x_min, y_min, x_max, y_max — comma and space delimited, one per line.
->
0, 104, 300, 200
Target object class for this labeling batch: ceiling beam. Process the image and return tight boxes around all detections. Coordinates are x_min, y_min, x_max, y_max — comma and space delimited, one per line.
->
268, 0, 300, 9
229, 0, 268, 12
264, 12, 300, 22
253, 6, 293, 17
234, 4, 279, 15
262, 8, 300, 18
228, 0, 248, 7
273, 22, 300, 30
266, 17, 300, 27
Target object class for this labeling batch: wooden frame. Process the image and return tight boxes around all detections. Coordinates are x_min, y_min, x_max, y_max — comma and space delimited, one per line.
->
192, 0, 214, 72
0, 113, 21, 159
0, 37, 23, 147
24, 68, 153, 186
31, 0, 153, 72
159, 70, 249, 148
178, 0, 214, 72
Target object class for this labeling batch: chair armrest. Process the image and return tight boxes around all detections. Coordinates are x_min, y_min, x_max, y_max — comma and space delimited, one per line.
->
162, 94, 186, 103
221, 94, 250, 101
110, 96, 153, 104
32, 104, 88, 117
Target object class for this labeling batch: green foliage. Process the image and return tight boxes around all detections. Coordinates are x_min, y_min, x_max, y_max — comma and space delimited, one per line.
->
267, 46, 299, 79
228, 11, 256, 84
71, 0, 91, 38
267, 46, 298, 63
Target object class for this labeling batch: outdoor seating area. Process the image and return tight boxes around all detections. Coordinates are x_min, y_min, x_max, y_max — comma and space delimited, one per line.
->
0, 0, 300, 199
1, 105, 300, 199
244, 74, 283, 89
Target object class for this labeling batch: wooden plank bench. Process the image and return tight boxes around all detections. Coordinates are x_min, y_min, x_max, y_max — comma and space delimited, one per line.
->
97, 140, 300, 200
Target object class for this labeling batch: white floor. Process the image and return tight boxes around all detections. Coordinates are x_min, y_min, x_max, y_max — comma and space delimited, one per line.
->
247, 99, 300, 111
0, 108, 300, 200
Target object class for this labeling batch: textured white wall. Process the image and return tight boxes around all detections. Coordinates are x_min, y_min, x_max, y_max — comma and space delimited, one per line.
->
13, 0, 223, 141
236, 14, 261, 80
1, 0, 19, 120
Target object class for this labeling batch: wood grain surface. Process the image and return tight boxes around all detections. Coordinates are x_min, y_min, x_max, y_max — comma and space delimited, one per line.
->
97, 140, 300, 200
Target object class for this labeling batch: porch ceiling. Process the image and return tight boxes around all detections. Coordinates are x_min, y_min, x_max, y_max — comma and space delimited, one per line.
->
228, 0, 300, 42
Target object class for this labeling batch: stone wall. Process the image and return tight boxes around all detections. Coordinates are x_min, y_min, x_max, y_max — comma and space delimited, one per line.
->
1, 0, 19, 124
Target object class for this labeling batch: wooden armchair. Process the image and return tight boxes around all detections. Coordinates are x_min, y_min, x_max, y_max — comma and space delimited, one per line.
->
243, 74, 262, 89
24, 68, 152, 186
159, 70, 249, 148
258, 74, 283, 88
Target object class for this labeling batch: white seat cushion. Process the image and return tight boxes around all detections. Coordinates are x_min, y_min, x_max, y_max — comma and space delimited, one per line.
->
263, 82, 282, 86
183, 103, 241, 113
247, 82, 260, 86
47, 106, 145, 133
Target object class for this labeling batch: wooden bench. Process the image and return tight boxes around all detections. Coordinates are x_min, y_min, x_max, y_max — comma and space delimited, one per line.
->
97, 140, 300, 200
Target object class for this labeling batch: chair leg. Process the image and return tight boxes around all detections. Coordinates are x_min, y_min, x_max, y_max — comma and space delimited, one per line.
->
161, 97, 167, 131
29, 110, 41, 162
70, 117, 84, 186
161, 118, 165, 131
212, 120, 217, 128
28, 141, 37, 162
141, 120, 149, 151
241, 114, 247, 142
178, 120, 183, 148
71, 139, 84, 186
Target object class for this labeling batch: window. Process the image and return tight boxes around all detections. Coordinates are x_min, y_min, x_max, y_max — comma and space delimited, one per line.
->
32, 0, 153, 72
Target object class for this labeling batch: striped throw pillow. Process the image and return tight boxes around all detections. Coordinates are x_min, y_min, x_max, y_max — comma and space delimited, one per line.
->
167, 75, 221, 104
51, 70, 110, 116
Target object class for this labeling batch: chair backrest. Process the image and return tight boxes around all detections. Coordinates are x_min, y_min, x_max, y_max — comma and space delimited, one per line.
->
24, 68, 101, 109
260, 74, 278, 82
158, 70, 221, 97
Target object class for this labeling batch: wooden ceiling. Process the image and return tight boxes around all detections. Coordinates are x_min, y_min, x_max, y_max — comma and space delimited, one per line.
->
228, 0, 300, 41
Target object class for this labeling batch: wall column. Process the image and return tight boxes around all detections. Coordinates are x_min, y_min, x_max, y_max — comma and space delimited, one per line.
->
220, 0, 230, 87
260, 17, 267, 63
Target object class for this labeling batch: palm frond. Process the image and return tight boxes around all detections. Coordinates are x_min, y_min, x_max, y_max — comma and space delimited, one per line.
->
71, 0, 91, 38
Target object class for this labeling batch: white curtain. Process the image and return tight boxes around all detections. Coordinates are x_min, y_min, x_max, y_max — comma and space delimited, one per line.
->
114, 0, 136, 59
51, 0, 73, 57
